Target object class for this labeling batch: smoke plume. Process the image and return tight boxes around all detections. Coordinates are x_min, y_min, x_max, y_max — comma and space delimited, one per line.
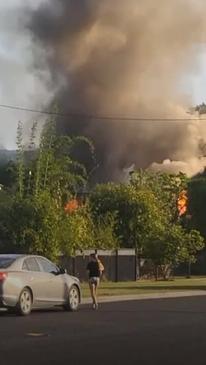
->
26, 0, 206, 180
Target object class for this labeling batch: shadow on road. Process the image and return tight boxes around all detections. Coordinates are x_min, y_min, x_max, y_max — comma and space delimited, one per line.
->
0, 307, 65, 317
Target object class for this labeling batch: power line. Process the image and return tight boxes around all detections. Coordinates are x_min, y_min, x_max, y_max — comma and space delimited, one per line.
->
0, 103, 205, 122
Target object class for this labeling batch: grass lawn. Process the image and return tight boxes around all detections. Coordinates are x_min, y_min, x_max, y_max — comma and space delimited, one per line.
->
81, 277, 206, 298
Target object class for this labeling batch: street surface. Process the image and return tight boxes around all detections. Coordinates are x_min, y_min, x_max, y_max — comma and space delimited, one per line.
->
1, 296, 206, 365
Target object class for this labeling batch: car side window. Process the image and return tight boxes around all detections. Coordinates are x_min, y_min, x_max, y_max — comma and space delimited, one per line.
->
22, 258, 40, 272
37, 258, 59, 274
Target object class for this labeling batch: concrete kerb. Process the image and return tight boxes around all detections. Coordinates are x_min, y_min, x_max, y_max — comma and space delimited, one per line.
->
81, 290, 206, 305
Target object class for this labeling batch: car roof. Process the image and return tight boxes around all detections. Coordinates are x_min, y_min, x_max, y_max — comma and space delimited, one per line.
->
0, 254, 53, 261
0, 254, 57, 265
0, 254, 26, 259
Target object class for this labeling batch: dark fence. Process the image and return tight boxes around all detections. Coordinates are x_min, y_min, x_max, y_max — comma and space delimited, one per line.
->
60, 249, 138, 282
60, 248, 206, 282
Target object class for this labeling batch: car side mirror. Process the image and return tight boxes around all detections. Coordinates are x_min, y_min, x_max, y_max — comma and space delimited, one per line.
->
59, 267, 67, 275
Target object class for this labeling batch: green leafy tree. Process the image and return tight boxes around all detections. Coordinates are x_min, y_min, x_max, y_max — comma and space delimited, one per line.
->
61, 207, 94, 256
90, 180, 204, 279
143, 224, 204, 279
0, 119, 97, 258
34, 118, 56, 196
90, 183, 165, 250
33, 121, 95, 204
188, 177, 206, 237
93, 213, 119, 250
178, 229, 204, 263
0, 192, 65, 260
130, 170, 188, 221
16, 121, 25, 198
61, 208, 118, 257
0, 161, 17, 190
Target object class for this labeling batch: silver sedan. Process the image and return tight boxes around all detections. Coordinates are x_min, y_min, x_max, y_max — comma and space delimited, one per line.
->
0, 254, 81, 315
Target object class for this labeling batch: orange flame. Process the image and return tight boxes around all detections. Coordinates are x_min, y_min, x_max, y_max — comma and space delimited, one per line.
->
177, 190, 188, 216
64, 199, 79, 213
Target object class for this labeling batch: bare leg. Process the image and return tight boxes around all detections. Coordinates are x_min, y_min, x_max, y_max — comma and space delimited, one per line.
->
93, 281, 99, 309
95, 281, 99, 303
89, 282, 97, 307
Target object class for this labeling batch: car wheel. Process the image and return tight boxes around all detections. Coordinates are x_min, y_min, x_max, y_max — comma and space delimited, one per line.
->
64, 285, 80, 312
16, 288, 32, 316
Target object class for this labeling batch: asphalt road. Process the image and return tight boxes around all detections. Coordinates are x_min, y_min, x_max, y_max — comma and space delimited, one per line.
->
1, 296, 206, 365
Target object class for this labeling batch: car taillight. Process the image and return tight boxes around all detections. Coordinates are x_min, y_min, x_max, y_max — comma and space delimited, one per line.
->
0, 272, 7, 281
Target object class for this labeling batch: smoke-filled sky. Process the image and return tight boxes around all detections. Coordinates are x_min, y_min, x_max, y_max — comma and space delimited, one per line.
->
0, 0, 52, 148
1, 0, 206, 179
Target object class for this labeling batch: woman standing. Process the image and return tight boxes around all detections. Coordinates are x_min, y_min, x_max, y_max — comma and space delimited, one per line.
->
87, 253, 104, 310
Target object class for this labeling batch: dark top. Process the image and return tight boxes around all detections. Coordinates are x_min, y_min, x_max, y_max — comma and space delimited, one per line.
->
87, 261, 100, 278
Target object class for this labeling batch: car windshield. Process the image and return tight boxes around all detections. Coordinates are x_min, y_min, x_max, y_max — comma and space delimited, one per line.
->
0, 257, 16, 269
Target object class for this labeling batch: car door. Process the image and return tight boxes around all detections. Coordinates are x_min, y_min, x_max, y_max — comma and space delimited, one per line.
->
22, 257, 46, 305
36, 257, 65, 304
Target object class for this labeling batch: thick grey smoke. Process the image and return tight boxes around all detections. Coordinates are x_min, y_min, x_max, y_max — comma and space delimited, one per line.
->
0, 1, 53, 149
27, 0, 206, 180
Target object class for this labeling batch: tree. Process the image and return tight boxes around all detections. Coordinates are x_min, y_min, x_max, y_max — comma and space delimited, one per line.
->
93, 213, 119, 249
187, 177, 206, 237
16, 121, 25, 198
90, 179, 205, 280
0, 161, 17, 190
143, 224, 204, 279
61, 206, 94, 256
0, 192, 61, 259
0, 119, 97, 259
90, 183, 166, 250
32, 120, 95, 204
34, 117, 56, 196
130, 170, 188, 221
179, 229, 204, 263
61, 207, 118, 257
